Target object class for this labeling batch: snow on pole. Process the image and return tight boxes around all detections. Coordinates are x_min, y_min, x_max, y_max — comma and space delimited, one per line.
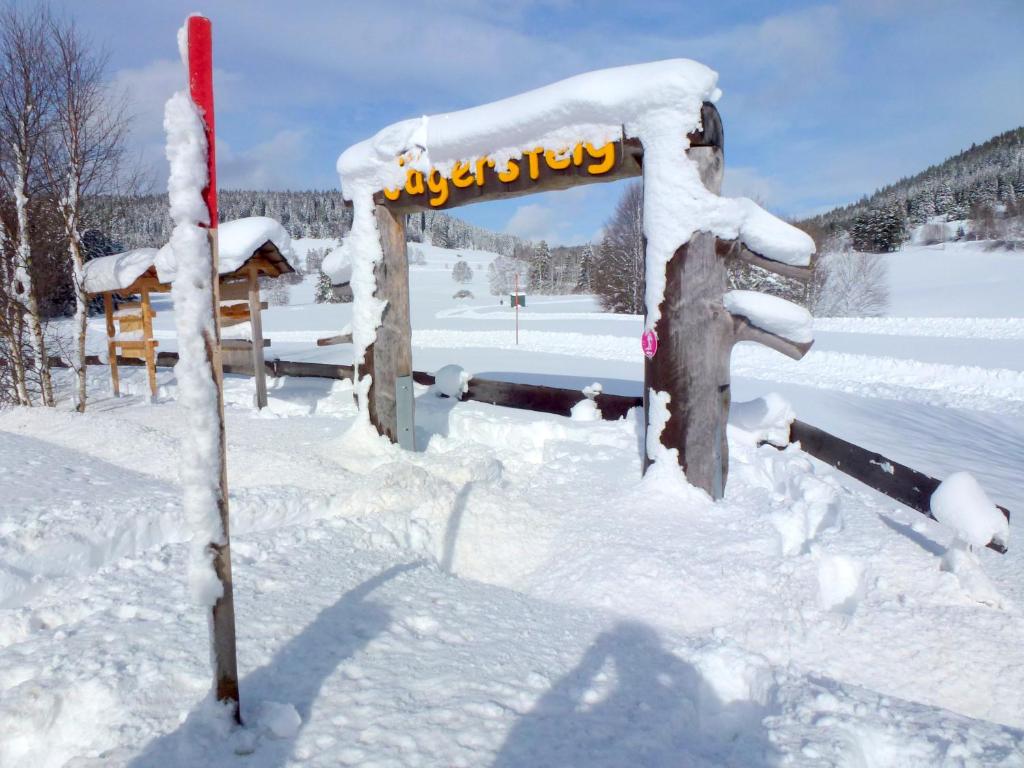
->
165, 13, 241, 721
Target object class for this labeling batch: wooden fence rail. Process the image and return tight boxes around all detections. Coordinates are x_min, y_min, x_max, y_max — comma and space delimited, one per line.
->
50, 353, 1009, 552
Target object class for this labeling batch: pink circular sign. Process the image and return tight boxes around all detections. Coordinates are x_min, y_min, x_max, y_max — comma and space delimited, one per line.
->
641, 330, 658, 359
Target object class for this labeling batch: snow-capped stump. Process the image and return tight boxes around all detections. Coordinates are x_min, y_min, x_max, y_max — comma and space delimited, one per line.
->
728, 393, 795, 448
433, 364, 470, 399
930, 471, 1010, 550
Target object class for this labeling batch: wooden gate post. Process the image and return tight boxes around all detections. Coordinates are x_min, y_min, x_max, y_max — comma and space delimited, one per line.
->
367, 204, 415, 444
643, 104, 729, 498
103, 292, 120, 396
246, 265, 268, 408
140, 287, 158, 399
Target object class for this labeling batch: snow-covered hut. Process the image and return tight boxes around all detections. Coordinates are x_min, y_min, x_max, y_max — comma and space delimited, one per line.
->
154, 215, 296, 284
84, 217, 295, 407
82, 247, 166, 399
156, 216, 296, 408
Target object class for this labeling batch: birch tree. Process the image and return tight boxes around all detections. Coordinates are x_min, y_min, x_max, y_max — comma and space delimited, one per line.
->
44, 16, 128, 411
0, 4, 54, 406
0, 215, 31, 405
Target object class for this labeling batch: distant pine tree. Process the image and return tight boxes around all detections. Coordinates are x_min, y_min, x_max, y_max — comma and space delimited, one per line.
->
315, 271, 339, 304
451, 260, 473, 283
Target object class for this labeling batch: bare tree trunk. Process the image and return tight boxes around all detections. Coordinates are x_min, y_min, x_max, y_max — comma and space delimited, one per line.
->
10, 316, 30, 405
45, 16, 130, 411
69, 207, 87, 411
1, 5, 55, 407
0, 228, 31, 405
13, 156, 53, 406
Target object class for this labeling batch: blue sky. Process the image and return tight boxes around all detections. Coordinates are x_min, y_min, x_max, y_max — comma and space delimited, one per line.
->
57, 0, 1024, 244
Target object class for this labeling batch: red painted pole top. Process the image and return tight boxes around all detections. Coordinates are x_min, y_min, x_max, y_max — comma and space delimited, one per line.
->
187, 15, 217, 229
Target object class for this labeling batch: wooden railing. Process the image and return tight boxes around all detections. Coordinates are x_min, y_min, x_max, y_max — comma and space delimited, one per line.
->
61, 352, 1010, 553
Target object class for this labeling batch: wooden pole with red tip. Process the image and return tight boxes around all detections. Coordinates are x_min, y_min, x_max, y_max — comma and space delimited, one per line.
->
186, 14, 241, 722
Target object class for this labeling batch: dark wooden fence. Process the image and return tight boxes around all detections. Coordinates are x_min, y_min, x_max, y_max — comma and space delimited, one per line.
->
63, 353, 1008, 552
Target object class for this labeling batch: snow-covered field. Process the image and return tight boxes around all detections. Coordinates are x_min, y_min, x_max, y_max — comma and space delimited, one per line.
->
2, 239, 1023, 765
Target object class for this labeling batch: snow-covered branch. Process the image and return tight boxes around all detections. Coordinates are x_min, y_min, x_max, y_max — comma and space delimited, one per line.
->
718, 240, 814, 281
725, 290, 813, 360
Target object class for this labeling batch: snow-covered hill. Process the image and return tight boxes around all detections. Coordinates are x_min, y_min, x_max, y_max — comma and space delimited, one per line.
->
3, 239, 1023, 765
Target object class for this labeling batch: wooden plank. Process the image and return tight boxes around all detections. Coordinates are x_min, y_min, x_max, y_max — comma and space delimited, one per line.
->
118, 315, 144, 333
220, 316, 251, 329
367, 204, 414, 444
462, 377, 640, 421
141, 288, 158, 399
115, 339, 158, 351
790, 420, 1009, 553
220, 339, 271, 351
104, 292, 119, 397
271, 359, 355, 379
220, 256, 281, 281
248, 265, 268, 409
376, 137, 643, 213
371, 108, 724, 216
316, 333, 353, 347
218, 280, 249, 302
218, 303, 252, 319
219, 300, 267, 313
643, 106, 728, 498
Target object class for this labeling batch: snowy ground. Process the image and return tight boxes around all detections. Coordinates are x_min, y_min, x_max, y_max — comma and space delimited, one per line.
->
2, 239, 1023, 765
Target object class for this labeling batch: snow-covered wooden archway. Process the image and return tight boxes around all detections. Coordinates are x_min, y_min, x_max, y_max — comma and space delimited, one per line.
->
335, 60, 816, 498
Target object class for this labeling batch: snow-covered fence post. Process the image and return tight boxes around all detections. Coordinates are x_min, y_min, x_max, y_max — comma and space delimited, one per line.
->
643, 104, 729, 495
366, 203, 414, 444
643, 103, 814, 498
246, 264, 269, 408
172, 14, 241, 720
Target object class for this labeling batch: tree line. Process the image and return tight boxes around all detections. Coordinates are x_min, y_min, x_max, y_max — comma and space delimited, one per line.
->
799, 125, 1024, 252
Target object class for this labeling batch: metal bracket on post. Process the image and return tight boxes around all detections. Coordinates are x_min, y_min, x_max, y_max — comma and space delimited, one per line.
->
396, 375, 415, 451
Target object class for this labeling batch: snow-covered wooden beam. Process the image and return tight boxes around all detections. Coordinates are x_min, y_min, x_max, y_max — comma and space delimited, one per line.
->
373, 137, 645, 212
732, 314, 812, 360
724, 290, 814, 361
717, 240, 815, 281
789, 420, 1008, 554
316, 332, 353, 347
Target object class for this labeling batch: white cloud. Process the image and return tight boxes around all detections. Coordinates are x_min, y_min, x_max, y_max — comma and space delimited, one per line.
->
504, 203, 562, 242
217, 129, 310, 190
219, 2, 589, 106
113, 58, 247, 190
721, 166, 781, 207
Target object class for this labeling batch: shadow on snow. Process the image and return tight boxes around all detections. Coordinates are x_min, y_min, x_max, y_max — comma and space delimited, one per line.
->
127, 561, 423, 767
492, 621, 778, 768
